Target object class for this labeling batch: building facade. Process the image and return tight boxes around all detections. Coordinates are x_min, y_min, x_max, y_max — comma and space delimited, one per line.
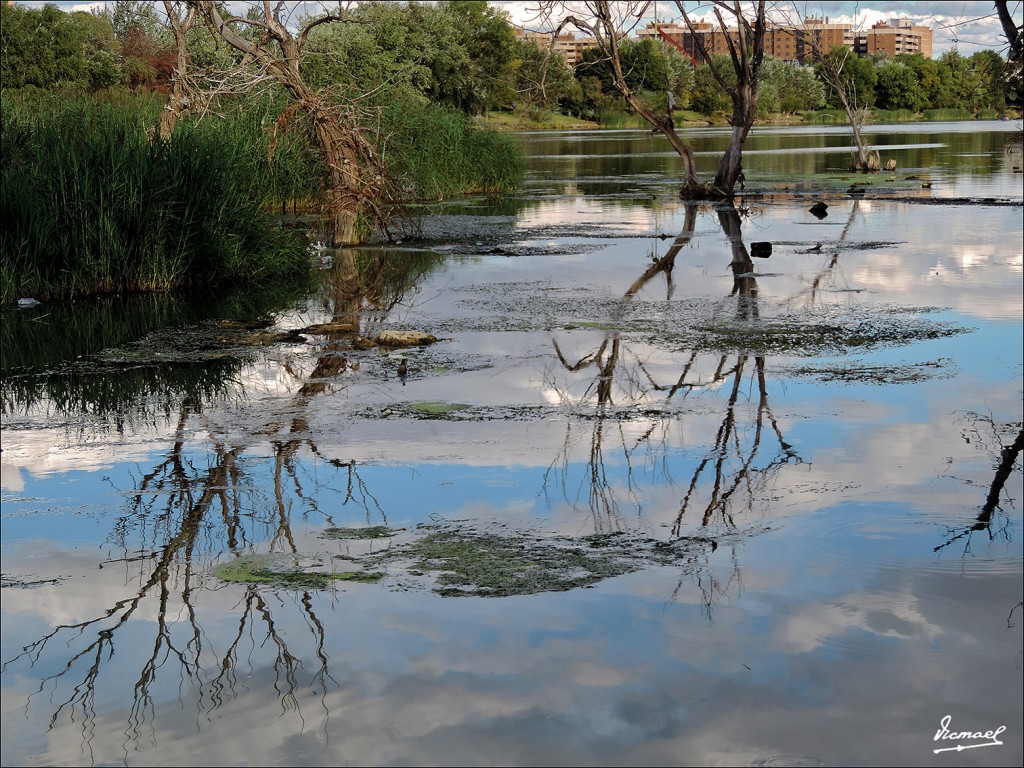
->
636, 17, 930, 63
514, 28, 597, 67
518, 17, 933, 68
854, 19, 933, 58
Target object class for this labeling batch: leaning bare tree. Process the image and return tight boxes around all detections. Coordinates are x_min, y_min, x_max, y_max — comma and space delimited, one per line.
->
186, 1, 390, 245
537, 0, 766, 198
995, 0, 1023, 105
158, 0, 196, 140
778, 4, 877, 171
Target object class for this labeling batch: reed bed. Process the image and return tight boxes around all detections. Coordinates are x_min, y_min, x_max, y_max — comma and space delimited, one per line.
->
872, 108, 919, 123
1, 93, 310, 302
922, 108, 975, 121
376, 97, 525, 201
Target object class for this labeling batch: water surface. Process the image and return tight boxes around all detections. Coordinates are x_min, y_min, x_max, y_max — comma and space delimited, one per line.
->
2, 122, 1022, 767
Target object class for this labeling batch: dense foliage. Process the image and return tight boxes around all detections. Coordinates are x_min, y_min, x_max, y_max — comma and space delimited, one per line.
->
0, 93, 311, 301
1, 1, 1015, 118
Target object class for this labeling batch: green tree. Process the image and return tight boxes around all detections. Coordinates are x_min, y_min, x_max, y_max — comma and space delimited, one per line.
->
758, 57, 825, 115
874, 59, 925, 111
0, 3, 89, 89
690, 55, 734, 116
815, 46, 876, 110
512, 40, 579, 110
897, 53, 946, 109
302, 2, 475, 109
970, 49, 1009, 111
441, 0, 518, 113
72, 12, 121, 90
936, 49, 983, 110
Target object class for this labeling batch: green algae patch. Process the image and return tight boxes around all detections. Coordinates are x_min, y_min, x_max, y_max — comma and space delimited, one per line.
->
213, 553, 382, 589
362, 525, 725, 597
406, 401, 472, 415
332, 570, 386, 583
402, 528, 636, 597
321, 525, 398, 540
693, 309, 968, 357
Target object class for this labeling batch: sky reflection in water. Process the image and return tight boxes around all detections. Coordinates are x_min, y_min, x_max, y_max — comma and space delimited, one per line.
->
1, 123, 1022, 767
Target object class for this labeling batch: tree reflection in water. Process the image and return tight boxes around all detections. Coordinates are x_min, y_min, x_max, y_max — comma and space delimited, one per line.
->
3, 247, 442, 761
545, 203, 802, 536
541, 203, 808, 616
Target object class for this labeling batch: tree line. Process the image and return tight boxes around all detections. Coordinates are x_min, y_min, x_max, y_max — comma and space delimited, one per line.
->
1, 1, 1016, 120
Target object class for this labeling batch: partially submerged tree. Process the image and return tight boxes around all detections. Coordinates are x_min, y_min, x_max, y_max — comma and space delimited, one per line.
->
677, 0, 767, 194
538, 0, 766, 199
814, 45, 879, 170
777, 3, 879, 172
186, 1, 390, 245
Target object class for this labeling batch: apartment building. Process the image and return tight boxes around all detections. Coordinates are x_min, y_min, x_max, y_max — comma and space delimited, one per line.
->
514, 28, 597, 67
636, 17, 929, 63
854, 19, 933, 58
518, 16, 933, 68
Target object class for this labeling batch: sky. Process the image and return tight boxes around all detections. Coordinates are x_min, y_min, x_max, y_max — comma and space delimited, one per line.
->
19, 1, 1021, 58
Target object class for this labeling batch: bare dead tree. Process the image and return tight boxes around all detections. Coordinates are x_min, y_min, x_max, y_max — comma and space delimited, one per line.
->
540, 0, 702, 194
187, 1, 391, 245
158, 1, 197, 140
675, 1, 768, 194
774, 3, 877, 171
535, 1, 766, 198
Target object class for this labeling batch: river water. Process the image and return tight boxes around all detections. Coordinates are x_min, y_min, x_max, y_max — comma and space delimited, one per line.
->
2, 121, 1022, 766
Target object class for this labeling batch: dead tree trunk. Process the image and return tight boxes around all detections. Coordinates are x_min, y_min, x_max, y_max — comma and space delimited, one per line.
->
158, 1, 195, 141
188, 1, 379, 245
786, 12, 878, 173
550, 1, 701, 195
676, 0, 767, 197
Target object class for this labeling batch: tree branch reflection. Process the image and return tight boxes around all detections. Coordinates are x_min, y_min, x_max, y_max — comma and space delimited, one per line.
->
543, 203, 802, 608
2, 247, 441, 762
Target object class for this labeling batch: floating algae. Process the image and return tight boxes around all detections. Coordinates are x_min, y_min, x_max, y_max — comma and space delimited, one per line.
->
358, 525, 720, 598
406, 401, 472, 415
213, 553, 383, 589
321, 526, 398, 539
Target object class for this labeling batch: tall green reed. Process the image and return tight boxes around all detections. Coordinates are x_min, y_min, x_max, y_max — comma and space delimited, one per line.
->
1, 92, 310, 302
374, 95, 525, 201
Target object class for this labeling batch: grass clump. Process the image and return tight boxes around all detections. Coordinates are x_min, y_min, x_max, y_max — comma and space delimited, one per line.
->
802, 109, 848, 125
378, 95, 525, 200
1, 92, 310, 302
873, 108, 918, 123
922, 108, 973, 121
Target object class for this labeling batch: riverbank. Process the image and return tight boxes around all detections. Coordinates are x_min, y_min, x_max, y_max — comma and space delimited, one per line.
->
479, 107, 1024, 132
